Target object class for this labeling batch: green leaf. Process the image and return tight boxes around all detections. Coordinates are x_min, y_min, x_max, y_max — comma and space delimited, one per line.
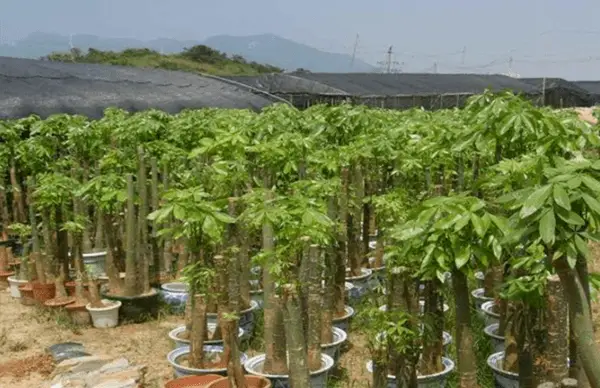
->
397, 226, 424, 241
552, 184, 571, 210
574, 234, 590, 259
567, 255, 577, 269
582, 175, 600, 193
539, 209, 556, 245
470, 214, 486, 237
454, 246, 471, 269
492, 239, 502, 259
436, 270, 447, 284
519, 185, 552, 218
582, 193, 600, 216
556, 207, 585, 226
173, 204, 186, 220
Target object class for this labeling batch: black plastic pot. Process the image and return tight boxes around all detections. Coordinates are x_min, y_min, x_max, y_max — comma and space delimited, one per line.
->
47, 342, 91, 362
101, 288, 160, 323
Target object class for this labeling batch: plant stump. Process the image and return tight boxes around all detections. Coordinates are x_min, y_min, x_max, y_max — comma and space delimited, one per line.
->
18, 284, 35, 306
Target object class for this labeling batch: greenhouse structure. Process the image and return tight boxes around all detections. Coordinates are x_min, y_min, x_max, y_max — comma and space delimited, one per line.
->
0, 56, 285, 119
228, 72, 597, 110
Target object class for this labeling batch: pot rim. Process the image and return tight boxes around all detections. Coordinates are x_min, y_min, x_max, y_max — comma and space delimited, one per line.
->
486, 351, 518, 378
332, 305, 355, 322
366, 356, 455, 380
82, 251, 107, 258
102, 287, 159, 301
86, 299, 122, 312
7, 276, 29, 284
165, 374, 224, 388
375, 331, 452, 347
161, 282, 189, 293
481, 301, 500, 318
484, 323, 504, 341
167, 345, 248, 374
321, 327, 348, 349
169, 324, 245, 344
244, 353, 334, 378
471, 288, 493, 300
475, 271, 485, 280
206, 375, 272, 388
345, 267, 373, 281
207, 299, 259, 317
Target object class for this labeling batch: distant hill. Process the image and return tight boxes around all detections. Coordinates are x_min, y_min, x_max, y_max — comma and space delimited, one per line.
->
0, 32, 376, 73
43, 46, 283, 76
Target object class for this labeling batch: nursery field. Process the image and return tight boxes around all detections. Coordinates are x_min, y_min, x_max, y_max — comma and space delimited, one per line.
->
2, 95, 600, 388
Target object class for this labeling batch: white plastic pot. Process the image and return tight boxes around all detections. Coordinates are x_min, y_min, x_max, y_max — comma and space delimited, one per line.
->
487, 352, 518, 388
7, 276, 28, 298
244, 353, 335, 388
207, 300, 259, 339
378, 301, 450, 315
168, 345, 248, 378
475, 271, 485, 288
481, 300, 500, 327
366, 356, 455, 388
321, 327, 348, 364
86, 299, 121, 328
484, 323, 505, 354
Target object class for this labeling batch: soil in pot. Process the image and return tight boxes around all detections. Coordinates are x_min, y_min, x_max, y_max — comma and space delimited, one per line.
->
332, 305, 355, 332
65, 302, 91, 326
207, 375, 272, 388
165, 374, 224, 388
101, 288, 159, 323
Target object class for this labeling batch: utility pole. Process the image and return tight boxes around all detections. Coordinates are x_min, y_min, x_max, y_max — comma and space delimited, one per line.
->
461, 46, 466, 65
0, 20, 4, 47
433, 61, 438, 73
386, 45, 393, 73
508, 55, 513, 74
350, 33, 359, 70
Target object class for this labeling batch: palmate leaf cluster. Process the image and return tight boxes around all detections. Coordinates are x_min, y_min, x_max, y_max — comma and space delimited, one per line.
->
1, 89, 599, 299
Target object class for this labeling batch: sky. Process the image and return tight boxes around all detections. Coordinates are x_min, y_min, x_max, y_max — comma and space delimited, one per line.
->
2, 0, 600, 79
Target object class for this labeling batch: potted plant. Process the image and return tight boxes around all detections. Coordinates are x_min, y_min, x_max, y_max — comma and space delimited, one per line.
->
6, 222, 32, 298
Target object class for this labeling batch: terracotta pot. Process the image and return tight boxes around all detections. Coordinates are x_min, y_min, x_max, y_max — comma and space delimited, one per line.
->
64, 281, 95, 299
165, 374, 223, 388
65, 302, 91, 326
0, 270, 15, 289
207, 376, 272, 388
44, 297, 76, 309
32, 282, 56, 304
18, 283, 35, 306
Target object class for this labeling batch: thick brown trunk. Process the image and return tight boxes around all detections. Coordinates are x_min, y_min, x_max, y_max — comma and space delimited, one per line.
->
419, 280, 444, 375
372, 345, 388, 388
328, 197, 346, 317
306, 245, 323, 371
93, 208, 105, 250
41, 209, 55, 284
55, 206, 69, 297
283, 284, 310, 387
537, 275, 569, 384
87, 278, 103, 307
103, 214, 122, 293
554, 256, 600, 388
387, 266, 418, 387
10, 163, 25, 223
124, 175, 138, 297
452, 269, 478, 388
137, 147, 150, 294
190, 294, 207, 369
504, 301, 520, 374
262, 187, 287, 375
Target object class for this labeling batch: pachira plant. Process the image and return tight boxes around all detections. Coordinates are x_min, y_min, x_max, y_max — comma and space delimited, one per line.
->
358, 306, 420, 388
7, 222, 32, 281
394, 194, 506, 388
501, 156, 600, 386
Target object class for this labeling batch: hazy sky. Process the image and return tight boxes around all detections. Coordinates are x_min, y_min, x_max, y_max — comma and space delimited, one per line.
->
2, 0, 600, 79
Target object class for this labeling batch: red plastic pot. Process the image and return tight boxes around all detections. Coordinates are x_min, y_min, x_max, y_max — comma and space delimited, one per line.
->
207, 376, 272, 388
165, 374, 223, 388
32, 282, 56, 304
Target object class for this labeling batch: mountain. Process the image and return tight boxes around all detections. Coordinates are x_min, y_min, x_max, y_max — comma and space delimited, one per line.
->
0, 32, 376, 73
203, 34, 375, 73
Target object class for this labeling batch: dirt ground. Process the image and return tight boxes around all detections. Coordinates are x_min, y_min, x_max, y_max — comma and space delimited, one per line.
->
0, 290, 371, 388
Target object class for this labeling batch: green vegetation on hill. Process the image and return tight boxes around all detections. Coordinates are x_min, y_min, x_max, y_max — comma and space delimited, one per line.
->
44, 45, 283, 76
